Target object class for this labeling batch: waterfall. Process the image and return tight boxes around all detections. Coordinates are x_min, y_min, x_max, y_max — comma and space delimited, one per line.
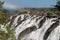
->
11, 15, 21, 29
20, 18, 57, 40
15, 16, 44, 39
47, 25, 60, 40
12, 14, 60, 40
0, 14, 60, 40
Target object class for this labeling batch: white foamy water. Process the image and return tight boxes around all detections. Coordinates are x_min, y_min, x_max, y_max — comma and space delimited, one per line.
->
21, 18, 57, 40
0, 14, 60, 40
11, 15, 21, 29
12, 14, 60, 40
15, 15, 43, 39
47, 25, 60, 40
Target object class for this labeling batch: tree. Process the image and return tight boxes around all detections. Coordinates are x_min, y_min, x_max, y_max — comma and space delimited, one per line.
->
0, 1, 16, 40
0, 1, 4, 7
0, 1, 9, 25
55, 0, 60, 11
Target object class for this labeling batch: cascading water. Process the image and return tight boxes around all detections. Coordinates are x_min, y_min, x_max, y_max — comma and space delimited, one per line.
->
11, 15, 21, 29
20, 18, 57, 40
0, 14, 60, 40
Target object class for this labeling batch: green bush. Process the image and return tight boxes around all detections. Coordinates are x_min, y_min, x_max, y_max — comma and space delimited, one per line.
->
0, 26, 16, 40
0, 1, 9, 25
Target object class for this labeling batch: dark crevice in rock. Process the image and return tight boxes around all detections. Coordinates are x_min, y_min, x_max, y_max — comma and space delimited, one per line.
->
15, 19, 26, 29
9, 15, 17, 27
36, 16, 42, 22
43, 21, 59, 40
38, 16, 46, 28
18, 26, 36, 39
17, 16, 21, 22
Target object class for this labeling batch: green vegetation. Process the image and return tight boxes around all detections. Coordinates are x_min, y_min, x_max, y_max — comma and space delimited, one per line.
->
18, 11, 27, 15
0, 1, 4, 9
0, 11, 9, 24
0, 25, 16, 40
0, 29, 9, 40
46, 12, 54, 18
0, 1, 9, 25
6, 26, 16, 40
0, 1, 17, 40
55, 0, 60, 11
